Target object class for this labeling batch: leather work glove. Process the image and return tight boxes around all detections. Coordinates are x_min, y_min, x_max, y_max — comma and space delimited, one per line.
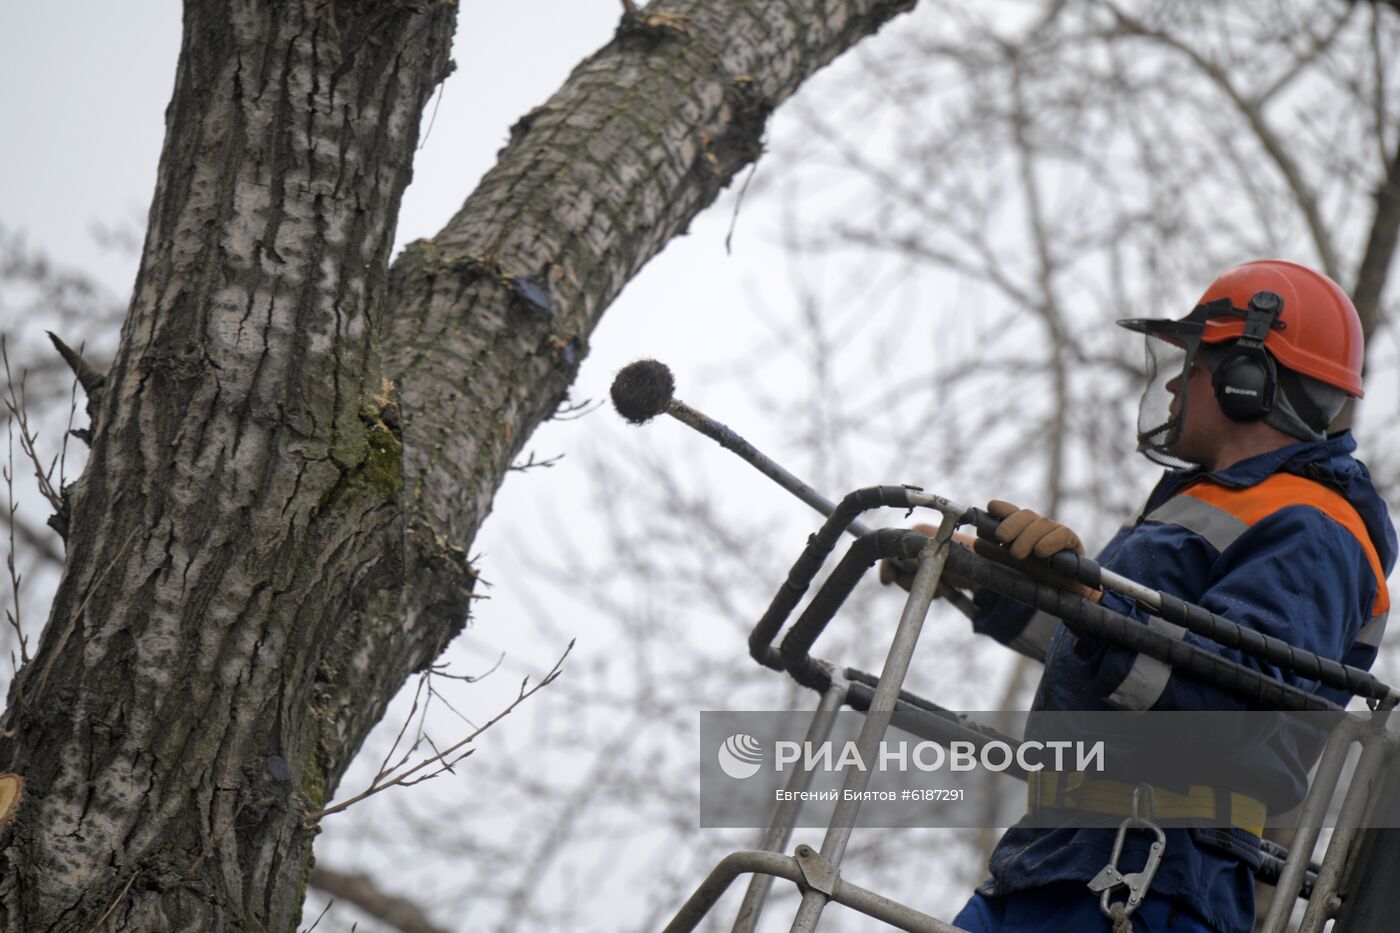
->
984, 499, 1101, 602
986, 499, 1083, 560
878, 523, 979, 594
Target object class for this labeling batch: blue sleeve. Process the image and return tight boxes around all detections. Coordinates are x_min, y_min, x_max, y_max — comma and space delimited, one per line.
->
970, 586, 1037, 645
1090, 505, 1378, 711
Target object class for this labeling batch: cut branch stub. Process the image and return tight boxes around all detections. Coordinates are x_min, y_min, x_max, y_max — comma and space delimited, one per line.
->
45, 331, 104, 448
0, 774, 20, 826
45, 332, 104, 397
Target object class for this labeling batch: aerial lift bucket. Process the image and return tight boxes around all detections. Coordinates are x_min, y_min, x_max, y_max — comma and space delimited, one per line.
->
660, 486, 1400, 933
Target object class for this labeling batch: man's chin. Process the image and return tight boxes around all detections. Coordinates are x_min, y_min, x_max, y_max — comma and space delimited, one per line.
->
1164, 441, 1201, 466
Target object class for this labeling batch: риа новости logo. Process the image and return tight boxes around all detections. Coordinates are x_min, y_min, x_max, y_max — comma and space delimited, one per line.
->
717, 733, 764, 779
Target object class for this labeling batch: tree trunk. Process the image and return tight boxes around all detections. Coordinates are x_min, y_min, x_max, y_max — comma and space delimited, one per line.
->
0, 2, 455, 927
0, 0, 916, 929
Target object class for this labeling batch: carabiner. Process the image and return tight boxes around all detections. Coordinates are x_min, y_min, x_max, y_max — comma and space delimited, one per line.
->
1087, 784, 1167, 921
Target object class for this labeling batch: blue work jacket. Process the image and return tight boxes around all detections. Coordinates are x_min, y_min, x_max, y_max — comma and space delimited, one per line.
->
970, 431, 1396, 933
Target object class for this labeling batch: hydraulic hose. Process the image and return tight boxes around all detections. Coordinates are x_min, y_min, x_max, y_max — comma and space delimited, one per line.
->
777, 527, 926, 691
749, 487, 924, 670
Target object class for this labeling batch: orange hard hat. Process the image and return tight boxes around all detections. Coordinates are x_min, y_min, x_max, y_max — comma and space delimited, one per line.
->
1194, 260, 1364, 398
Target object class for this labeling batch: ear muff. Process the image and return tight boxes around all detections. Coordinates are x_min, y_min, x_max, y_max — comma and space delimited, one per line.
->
1210, 290, 1283, 422
1212, 348, 1276, 421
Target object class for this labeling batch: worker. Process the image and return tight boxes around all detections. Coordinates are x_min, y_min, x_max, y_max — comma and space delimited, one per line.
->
883, 260, 1396, 933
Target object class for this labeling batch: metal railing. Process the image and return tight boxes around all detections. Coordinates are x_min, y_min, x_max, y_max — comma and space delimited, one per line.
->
661, 487, 1400, 933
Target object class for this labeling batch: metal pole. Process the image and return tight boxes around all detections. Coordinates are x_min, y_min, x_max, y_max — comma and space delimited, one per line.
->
787, 514, 956, 933
663, 849, 968, 933
1298, 721, 1399, 933
1260, 717, 1358, 933
731, 679, 849, 933
669, 400, 890, 541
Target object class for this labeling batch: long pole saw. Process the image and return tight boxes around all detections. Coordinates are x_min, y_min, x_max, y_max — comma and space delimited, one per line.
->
609, 359, 978, 620
606, 359, 1400, 708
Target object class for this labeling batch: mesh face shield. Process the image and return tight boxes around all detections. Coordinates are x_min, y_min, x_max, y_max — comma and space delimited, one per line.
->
1118, 317, 1208, 470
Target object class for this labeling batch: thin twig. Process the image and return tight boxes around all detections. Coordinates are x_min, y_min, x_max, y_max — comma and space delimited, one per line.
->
507, 450, 564, 473
86, 870, 139, 933
417, 81, 446, 152
427, 651, 504, 683
301, 897, 333, 933
2, 337, 64, 515
725, 157, 763, 255
373, 670, 431, 788
310, 640, 573, 820
551, 396, 602, 421
427, 682, 480, 730
4, 419, 29, 666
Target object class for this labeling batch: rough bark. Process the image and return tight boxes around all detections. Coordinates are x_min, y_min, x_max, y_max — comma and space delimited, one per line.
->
0, 1, 455, 928
0, 0, 916, 929
384, 0, 918, 634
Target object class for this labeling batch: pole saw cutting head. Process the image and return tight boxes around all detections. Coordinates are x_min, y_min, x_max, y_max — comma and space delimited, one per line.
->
610, 358, 676, 424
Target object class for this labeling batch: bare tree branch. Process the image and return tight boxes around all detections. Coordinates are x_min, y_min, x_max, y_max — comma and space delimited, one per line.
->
310, 642, 572, 821
1255, 2, 1356, 107
1100, 0, 1343, 279
309, 867, 449, 933
1352, 135, 1400, 338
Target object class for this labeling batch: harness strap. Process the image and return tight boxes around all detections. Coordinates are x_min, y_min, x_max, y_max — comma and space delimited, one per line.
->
1028, 770, 1267, 837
